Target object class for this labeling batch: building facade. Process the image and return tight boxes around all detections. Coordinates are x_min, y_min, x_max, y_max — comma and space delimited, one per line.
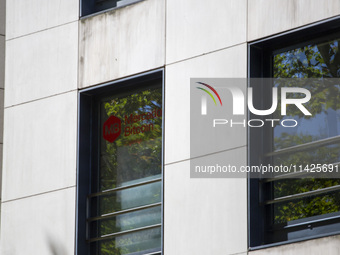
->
1, 0, 340, 254
0, 0, 4, 235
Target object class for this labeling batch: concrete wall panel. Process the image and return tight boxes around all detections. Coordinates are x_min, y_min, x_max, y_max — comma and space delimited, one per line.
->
2, 91, 77, 201
0, 188, 75, 255
166, 0, 247, 64
6, 0, 78, 39
248, 0, 340, 41
249, 235, 340, 255
0, 35, 4, 89
0, 0, 5, 35
0, 89, 4, 143
79, 0, 165, 88
5, 22, 78, 107
165, 44, 247, 165
164, 153, 247, 255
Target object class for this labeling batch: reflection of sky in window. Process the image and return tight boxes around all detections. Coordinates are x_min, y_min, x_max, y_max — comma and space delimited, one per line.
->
274, 108, 340, 149
137, 100, 161, 125
275, 40, 339, 78
143, 100, 161, 111
273, 39, 340, 149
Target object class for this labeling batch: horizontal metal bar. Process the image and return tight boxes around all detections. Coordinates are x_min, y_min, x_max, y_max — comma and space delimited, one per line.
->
264, 185, 340, 205
270, 213, 340, 231
88, 178, 161, 198
263, 169, 311, 182
87, 223, 161, 243
282, 214, 340, 229
144, 252, 161, 255
87, 202, 162, 222
263, 162, 340, 182
265, 135, 340, 157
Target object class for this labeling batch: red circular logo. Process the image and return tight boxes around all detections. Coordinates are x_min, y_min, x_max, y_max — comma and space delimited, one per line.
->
103, 115, 121, 143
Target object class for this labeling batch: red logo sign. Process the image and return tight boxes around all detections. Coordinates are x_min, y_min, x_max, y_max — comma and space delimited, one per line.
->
103, 116, 121, 143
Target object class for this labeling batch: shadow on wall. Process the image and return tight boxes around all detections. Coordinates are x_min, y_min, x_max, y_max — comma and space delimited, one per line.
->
47, 234, 67, 255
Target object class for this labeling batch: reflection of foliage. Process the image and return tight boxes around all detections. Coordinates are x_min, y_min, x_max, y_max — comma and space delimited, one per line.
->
99, 227, 161, 255
100, 240, 122, 255
100, 86, 162, 191
99, 206, 161, 236
274, 132, 313, 151
274, 191, 340, 224
271, 38, 340, 224
274, 40, 340, 79
99, 182, 161, 215
273, 133, 340, 225
96, 85, 162, 254
273, 133, 340, 223
273, 40, 340, 119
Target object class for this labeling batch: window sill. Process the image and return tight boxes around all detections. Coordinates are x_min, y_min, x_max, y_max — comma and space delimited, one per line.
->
249, 231, 340, 251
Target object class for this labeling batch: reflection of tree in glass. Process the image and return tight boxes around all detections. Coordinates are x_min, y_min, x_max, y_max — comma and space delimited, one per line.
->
272, 38, 340, 224
274, 191, 340, 224
99, 227, 161, 255
100, 87, 162, 191
97, 86, 162, 254
99, 183, 161, 215
273, 133, 340, 223
273, 40, 340, 121
274, 40, 340, 78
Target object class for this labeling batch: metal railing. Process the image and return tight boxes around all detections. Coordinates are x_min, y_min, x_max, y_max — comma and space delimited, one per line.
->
87, 224, 161, 243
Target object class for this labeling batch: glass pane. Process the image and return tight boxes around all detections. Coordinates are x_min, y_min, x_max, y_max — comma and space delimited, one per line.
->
95, 181, 161, 216
98, 227, 161, 255
273, 179, 340, 198
273, 143, 340, 168
272, 79, 340, 150
272, 36, 340, 223
273, 39, 340, 150
95, 206, 161, 236
273, 191, 340, 224
274, 39, 340, 79
95, 0, 117, 11
100, 85, 162, 191
95, 0, 138, 12
93, 83, 162, 252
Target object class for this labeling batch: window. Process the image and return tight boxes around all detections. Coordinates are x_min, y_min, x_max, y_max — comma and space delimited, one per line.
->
249, 18, 340, 248
81, 0, 141, 17
77, 70, 163, 255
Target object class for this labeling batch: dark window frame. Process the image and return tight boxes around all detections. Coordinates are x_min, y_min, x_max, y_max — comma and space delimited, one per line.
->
76, 69, 164, 255
80, 0, 143, 17
248, 16, 340, 249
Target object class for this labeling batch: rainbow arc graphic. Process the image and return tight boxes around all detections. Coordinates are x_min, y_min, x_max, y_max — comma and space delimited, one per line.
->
196, 82, 223, 115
